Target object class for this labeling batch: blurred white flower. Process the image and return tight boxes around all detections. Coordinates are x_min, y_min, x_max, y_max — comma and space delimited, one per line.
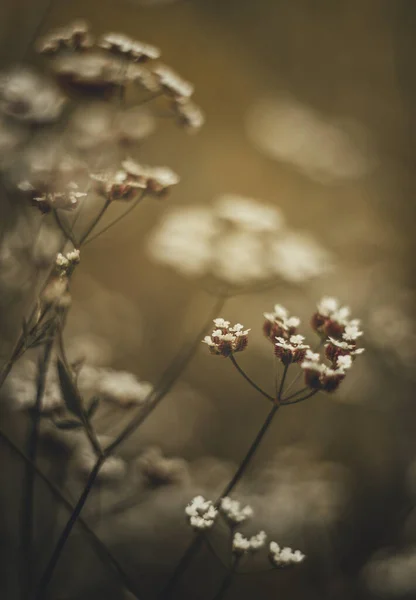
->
232, 530, 267, 555
246, 95, 375, 183
136, 446, 189, 486
95, 369, 153, 407
72, 435, 127, 482
212, 230, 270, 284
269, 542, 305, 567
363, 547, 416, 597
214, 194, 284, 233
220, 497, 253, 524
269, 232, 332, 283
185, 495, 218, 530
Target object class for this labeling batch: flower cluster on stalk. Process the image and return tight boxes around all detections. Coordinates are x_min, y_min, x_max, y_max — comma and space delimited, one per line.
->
185, 496, 218, 530
203, 319, 250, 357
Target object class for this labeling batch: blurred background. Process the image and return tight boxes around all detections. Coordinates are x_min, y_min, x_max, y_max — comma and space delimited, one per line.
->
0, 0, 415, 599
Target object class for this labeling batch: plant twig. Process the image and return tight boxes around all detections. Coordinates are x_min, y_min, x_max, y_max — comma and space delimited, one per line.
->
79, 198, 112, 245
212, 556, 240, 600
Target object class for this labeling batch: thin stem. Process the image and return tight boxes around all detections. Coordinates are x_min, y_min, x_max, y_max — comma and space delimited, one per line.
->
160, 402, 279, 599
34, 456, 105, 600
282, 386, 309, 403
282, 389, 318, 406
0, 429, 141, 599
277, 364, 289, 402
79, 198, 111, 245
229, 355, 274, 403
82, 192, 146, 247
19, 338, 54, 600
212, 556, 240, 600
218, 402, 279, 500
53, 210, 78, 248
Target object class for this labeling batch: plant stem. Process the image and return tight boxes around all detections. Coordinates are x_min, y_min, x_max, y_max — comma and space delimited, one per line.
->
0, 429, 141, 600
159, 402, 279, 599
19, 339, 54, 600
212, 557, 240, 600
282, 386, 309, 403
229, 355, 274, 403
34, 456, 105, 600
79, 198, 111, 245
282, 389, 318, 406
82, 192, 146, 247
277, 364, 288, 401
53, 210, 78, 248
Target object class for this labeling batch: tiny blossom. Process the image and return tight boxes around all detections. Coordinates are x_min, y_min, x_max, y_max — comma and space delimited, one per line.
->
220, 497, 253, 525
90, 170, 145, 201
311, 296, 360, 339
55, 249, 80, 277
185, 496, 218, 530
33, 182, 86, 213
171, 98, 205, 132
36, 20, 93, 54
122, 158, 180, 196
269, 542, 305, 567
98, 33, 160, 62
325, 336, 365, 363
203, 320, 250, 357
263, 304, 300, 343
301, 352, 353, 393
275, 334, 309, 366
232, 531, 267, 555
152, 64, 194, 98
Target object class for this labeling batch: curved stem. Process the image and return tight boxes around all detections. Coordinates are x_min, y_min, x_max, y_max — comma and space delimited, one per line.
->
82, 192, 146, 247
282, 386, 309, 403
277, 364, 288, 402
53, 210, 78, 248
282, 389, 318, 406
229, 355, 274, 403
79, 198, 111, 245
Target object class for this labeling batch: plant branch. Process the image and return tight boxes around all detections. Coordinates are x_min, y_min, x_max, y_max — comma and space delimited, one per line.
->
212, 556, 240, 600
79, 198, 112, 245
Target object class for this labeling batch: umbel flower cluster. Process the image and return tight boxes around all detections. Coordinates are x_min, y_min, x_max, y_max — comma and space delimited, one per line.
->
203, 296, 364, 396
185, 495, 305, 569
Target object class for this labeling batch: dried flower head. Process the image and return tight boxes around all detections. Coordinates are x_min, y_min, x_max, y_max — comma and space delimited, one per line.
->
263, 304, 300, 343
269, 542, 305, 568
220, 497, 253, 525
185, 495, 218, 530
203, 319, 250, 357
122, 158, 180, 196
98, 33, 160, 62
301, 352, 353, 393
90, 170, 145, 201
32, 182, 86, 213
36, 20, 93, 55
232, 531, 267, 555
152, 64, 193, 98
275, 334, 309, 366
0, 68, 66, 123
55, 249, 80, 277
311, 296, 363, 340
171, 98, 205, 132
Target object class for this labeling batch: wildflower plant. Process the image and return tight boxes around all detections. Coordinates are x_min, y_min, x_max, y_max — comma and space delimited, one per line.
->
0, 13, 366, 600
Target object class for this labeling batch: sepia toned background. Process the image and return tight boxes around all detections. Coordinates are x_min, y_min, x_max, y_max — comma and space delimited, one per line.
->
0, 1, 415, 599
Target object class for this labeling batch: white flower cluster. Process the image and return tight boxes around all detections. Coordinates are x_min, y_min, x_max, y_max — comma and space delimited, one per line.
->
185, 496, 218, 530
269, 542, 305, 567
203, 319, 250, 357
312, 296, 363, 339
55, 249, 80, 276
220, 497, 253, 525
232, 531, 267, 555
33, 182, 86, 212
148, 194, 331, 286
301, 351, 353, 393
274, 334, 309, 365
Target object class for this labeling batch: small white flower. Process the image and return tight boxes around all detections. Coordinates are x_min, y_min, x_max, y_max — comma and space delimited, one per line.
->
232, 530, 267, 555
269, 541, 305, 567
185, 496, 218, 531
203, 319, 250, 357
343, 323, 363, 341
220, 497, 253, 525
